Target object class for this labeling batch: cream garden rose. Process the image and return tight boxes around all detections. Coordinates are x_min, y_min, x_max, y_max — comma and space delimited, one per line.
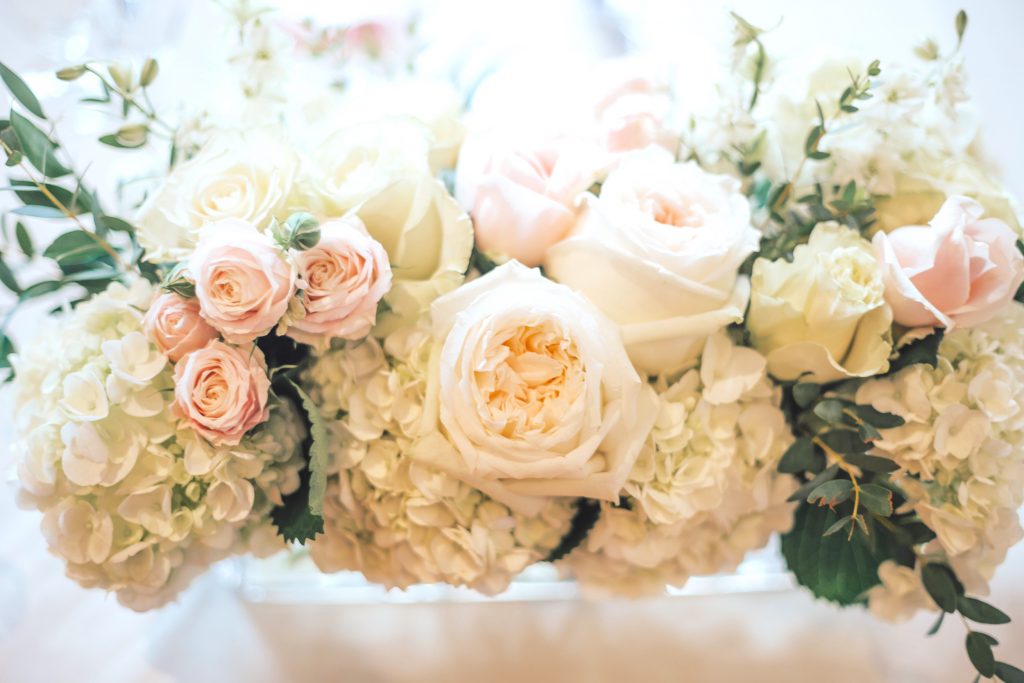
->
545, 148, 759, 374
143, 292, 219, 361
748, 222, 893, 383
410, 261, 657, 515
355, 171, 473, 334
874, 195, 1024, 329
172, 340, 271, 446
287, 216, 393, 346
189, 219, 297, 344
136, 131, 298, 262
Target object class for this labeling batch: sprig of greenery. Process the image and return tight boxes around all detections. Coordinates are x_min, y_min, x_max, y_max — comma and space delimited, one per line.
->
730, 13, 770, 112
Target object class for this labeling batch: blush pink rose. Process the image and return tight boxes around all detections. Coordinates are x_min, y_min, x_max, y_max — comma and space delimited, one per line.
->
591, 67, 678, 155
455, 132, 601, 267
874, 195, 1024, 329
172, 340, 270, 446
286, 216, 392, 346
143, 292, 219, 361
189, 219, 297, 344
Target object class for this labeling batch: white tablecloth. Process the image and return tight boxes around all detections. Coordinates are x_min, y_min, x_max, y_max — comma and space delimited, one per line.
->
1, 1, 1023, 681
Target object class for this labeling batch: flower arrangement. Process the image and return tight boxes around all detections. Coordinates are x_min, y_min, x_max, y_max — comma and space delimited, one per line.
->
1, 6, 1022, 680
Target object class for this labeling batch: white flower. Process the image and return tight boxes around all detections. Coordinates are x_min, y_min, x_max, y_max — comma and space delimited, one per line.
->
545, 147, 758, 373
41, 499, 114, 565
410, 261, 657, 514
59, 367, 109, 422
136, 129, 299, 262
867, 561, 934, 623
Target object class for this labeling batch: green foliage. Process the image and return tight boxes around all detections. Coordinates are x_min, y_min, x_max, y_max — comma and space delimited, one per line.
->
778, 437, 822, 474
9, 111, 71, 178
272, 212, 321, 252
967, 632, 996, 678
545, 498, 601, 562
0, 61, 46, 119
469, 244, 500, 276
269, 469, 326, 544
286, 379, 329, 517
996, 662, 1024, 683
888, 330, 944, 374
781, 503, 896, 605
955, 10, 968, 48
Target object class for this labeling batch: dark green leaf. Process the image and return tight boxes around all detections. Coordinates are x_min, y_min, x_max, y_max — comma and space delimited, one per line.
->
823, 514, 853, 537
43, 231, 110, 268
858, 421, 882, 441
18, 279, 63, 300
889, 330, 944, 374
792, 382, 820, 408
921, 563, 962, 613
855, 404, 905, 429
15, 221, 32, 256
788, 463, 839, 503
859, 483, 894, 516
820, 430, 870, 454
269, 473, 325, 544
9, 181, 91, 215
546, 498, 601, 562
0, 61, 46, 119
958, 597, 1011, 625
0, 255, 20, 293
927, 611, 945, 636
967, 631, 996, 678
813, 399, 849, 424
808, 479, 853, 507
286, 379, 328, 516
9, 111, 70, 178
778, 437, 821, 474
94, 215, 135, 234
843, 452, 899, 474
995, 662, 1024, 683
781, 503, 896, 605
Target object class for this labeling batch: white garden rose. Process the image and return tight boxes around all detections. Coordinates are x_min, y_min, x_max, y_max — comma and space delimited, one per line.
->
354, 170, 474, 334
136, 130, 299, 262
545, 147, 759, 374
410, 261, 658, 514
748, 222, 894, 383
303, 117, 432, 216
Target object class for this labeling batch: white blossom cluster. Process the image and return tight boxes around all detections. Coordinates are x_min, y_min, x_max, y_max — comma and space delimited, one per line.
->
303, 325, 575, 594
858, 303, 1024, 621
561, 333, 798, 596
12, 280, 305, 610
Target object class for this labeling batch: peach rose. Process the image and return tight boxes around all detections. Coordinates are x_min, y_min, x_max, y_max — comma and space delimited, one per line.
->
172, 340, 270, 445
591, 64, 678, 155
455, 132, 600, 267
287, 216, 392, 346
874, 196, 1024, 329
143, 292, 219, 361
189, 219, 297, 344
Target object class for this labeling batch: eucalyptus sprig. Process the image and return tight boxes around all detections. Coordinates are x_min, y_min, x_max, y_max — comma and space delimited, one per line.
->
0, 61, 150, 377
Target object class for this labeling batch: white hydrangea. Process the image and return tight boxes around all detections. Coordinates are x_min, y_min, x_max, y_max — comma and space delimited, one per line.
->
12, 280, 305, 611
561, 333, 798, 596
857, 302, 1024, 619
303, 324, 575, 594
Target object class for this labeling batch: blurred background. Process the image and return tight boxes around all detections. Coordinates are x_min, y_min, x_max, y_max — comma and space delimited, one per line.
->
1, 1, 1022, 681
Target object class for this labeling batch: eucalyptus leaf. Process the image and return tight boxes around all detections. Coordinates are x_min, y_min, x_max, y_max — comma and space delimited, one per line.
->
958, 597, 1011, 625
967, 631, 996, 678
921, 563, 962, 613
995, 662, 1024, 683
843, 452, 899, 474
0, 61, 46, 119
9, 111, 71, 178
778, 437, 820, 474
807, 479, 853, 507
859, 483, 894, 517
0, 255, 20, 293
15, 221, 32, 256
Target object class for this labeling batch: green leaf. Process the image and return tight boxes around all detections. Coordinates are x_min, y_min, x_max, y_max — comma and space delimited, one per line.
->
788, 463, 839, 503
9, 111, 71, 178
967, 631, 996, 678
858, 421, 882, 441
18, 279, 63, 301
808, 479, 853, 507
995, 662, 1024, 683
9, 180, 92, 215
15, 221, 32, 257
10, 205, 65, 219
286, 379, 328, 516
958, 597, 1011, 625
43, 231, 110, 268
889, 330, 944, 374
927, 611, 945, 636
823, 514, 853, 537
820, 429, 870, 454
921, 563, 962, 613
843, 452, 899, 474
0, 255, 20, 293
854, 404, 905, 429
781, 503, 894, 605
778, 437, 821, 474
813, 399, 849, 424
859, 483, 894, 516
956, 10, 968, 46
0, 331, 14, 371
0, 61, 46, 119
792, 382, 820, 408
546, 498, 601, 562
269, 472, 325, 544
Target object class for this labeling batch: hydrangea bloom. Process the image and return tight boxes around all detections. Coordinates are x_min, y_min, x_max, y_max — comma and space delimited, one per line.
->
13, 280, 305, 610
304, 325, 574, 594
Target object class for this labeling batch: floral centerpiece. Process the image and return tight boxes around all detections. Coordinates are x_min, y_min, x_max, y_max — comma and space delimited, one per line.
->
1, 6, 1022, 680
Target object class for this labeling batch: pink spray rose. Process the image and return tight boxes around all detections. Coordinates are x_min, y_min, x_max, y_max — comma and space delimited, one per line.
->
287, 216, 392, 346
143, 292, 219, 361
455, 132, 600, 267
173, 340, 270, 446
874, 195, 1024, 329
189, 219, 297, 344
